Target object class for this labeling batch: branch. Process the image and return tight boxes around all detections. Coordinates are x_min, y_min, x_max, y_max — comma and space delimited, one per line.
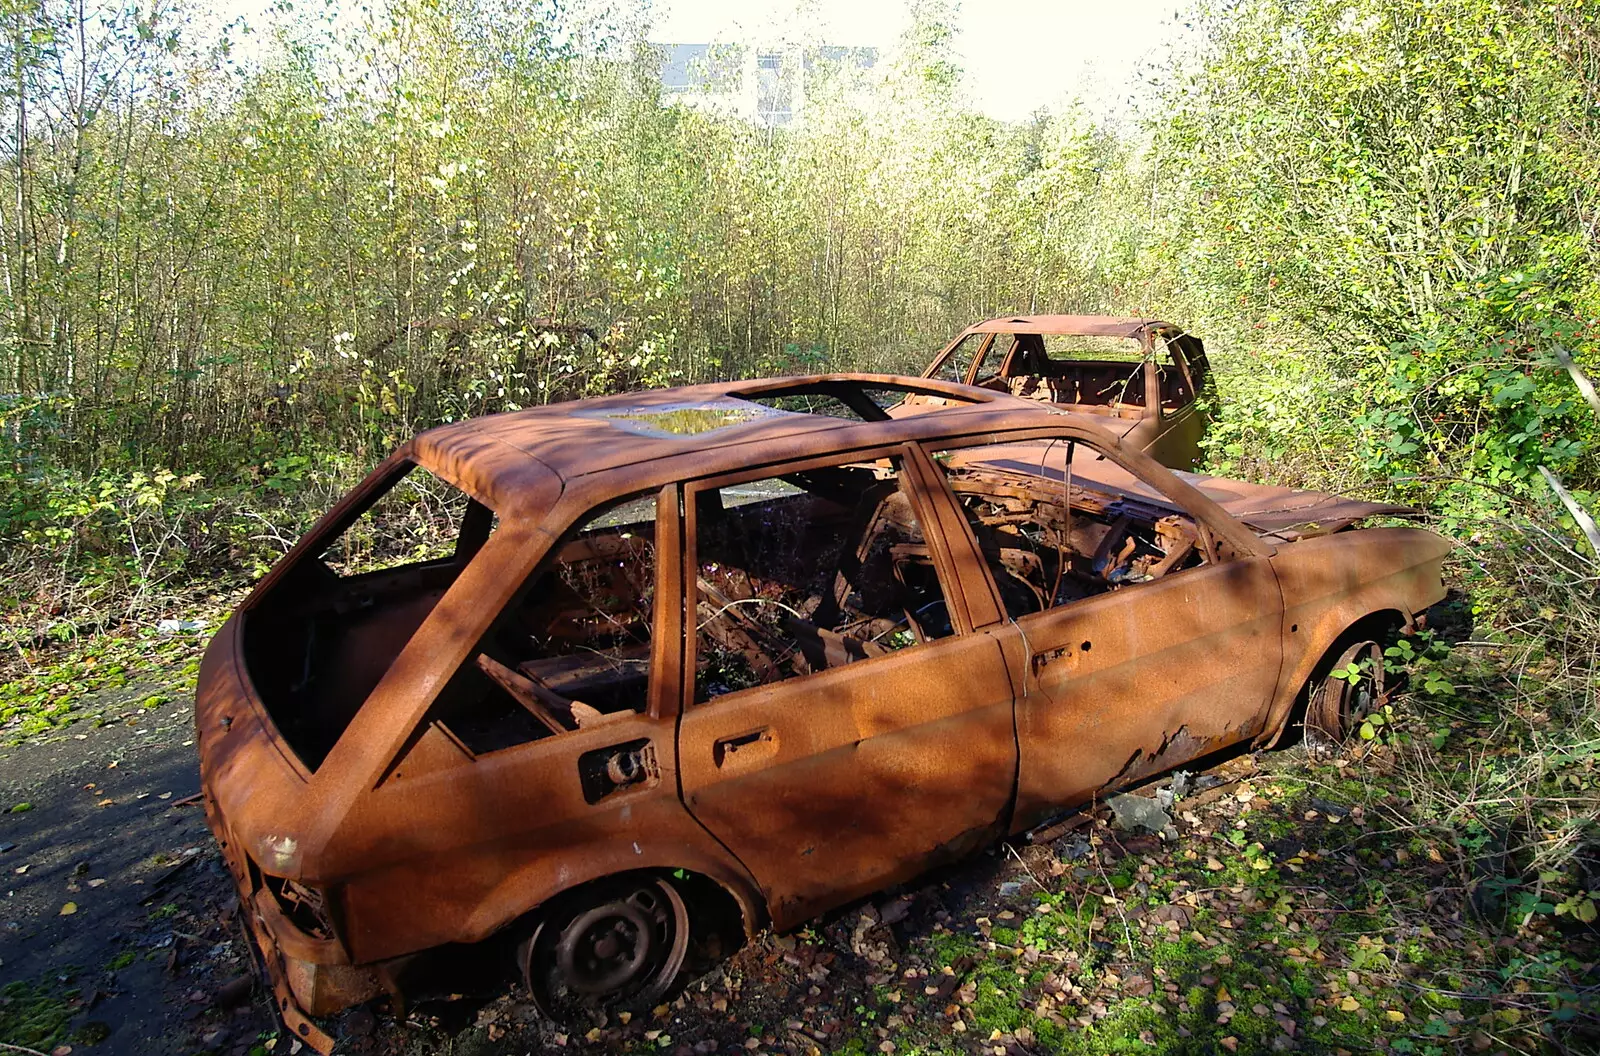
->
1553, 345, 1600, 420
1538, 465, 1600, 558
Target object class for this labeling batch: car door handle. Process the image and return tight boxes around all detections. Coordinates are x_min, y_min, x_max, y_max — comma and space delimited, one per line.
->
714, 727, 776, 768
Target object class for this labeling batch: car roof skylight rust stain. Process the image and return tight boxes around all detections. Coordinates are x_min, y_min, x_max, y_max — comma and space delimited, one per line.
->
408, 375, 1001, 505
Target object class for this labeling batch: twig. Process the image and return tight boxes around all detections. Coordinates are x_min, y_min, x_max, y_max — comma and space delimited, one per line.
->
1553, 344, 1600, 420
0, 1043, 53, 1056
1091, 841, 1137, 961
1538, 466, 1600, 557
1003, 841, 1045, 891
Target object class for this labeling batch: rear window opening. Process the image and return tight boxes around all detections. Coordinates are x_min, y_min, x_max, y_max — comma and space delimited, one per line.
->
981, 332, 1201, 413
241, 462, 497, 771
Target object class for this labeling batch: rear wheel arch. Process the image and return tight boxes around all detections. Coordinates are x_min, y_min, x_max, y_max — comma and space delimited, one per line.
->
501, 861, 763, 946
512, 866, 756, 1019
459, 842, 768, 952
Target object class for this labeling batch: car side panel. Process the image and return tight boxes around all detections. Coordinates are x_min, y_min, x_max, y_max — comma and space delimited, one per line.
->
1144, 402, 1208, 470
1256, 527, 1451, 745
326, 713, 762, 963
1000, 555, 1285, 832
678, 631, 1018, 931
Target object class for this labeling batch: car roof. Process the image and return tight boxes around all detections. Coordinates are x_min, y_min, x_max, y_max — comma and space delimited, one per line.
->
962, 315, 1178, 337
407, 375, 1048, 509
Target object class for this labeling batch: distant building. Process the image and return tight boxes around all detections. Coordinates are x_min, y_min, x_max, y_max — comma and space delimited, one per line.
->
656, 42, 879, 127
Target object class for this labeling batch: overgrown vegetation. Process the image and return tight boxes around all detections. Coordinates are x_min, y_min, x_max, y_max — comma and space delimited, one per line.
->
1, 0, 1597, 1048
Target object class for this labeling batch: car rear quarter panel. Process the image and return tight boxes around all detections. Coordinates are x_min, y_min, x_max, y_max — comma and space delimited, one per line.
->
1258, 527, 1451, 744
195, 616, 315, 879
321, 718, 766, 964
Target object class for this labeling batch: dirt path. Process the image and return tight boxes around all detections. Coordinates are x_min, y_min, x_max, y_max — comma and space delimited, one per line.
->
0, 689, 283, 1054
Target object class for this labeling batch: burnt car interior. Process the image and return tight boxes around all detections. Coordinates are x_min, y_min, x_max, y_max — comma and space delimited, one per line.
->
692, 458, 951, 701
934, 448, 1213, 620
243, 463, 494, 770
949, 330, 1205, 415
425, 494, 663, 756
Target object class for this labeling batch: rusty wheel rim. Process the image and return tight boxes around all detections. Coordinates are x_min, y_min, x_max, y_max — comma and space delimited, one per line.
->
1308, 640, 1385, 741
527, 878, 689, 1021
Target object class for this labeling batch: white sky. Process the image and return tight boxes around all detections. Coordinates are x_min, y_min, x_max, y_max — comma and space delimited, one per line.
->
647, 0, 1188, 121
202, 0, 1186, 122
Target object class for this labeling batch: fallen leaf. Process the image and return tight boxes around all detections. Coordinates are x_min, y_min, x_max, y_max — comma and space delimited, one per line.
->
1340, 996, 1360, 1012
59, 902, 78, 916
1220, 1037, 1238, 1052
1386, 1010, 1406, 1022
1206, 857, 1225, 871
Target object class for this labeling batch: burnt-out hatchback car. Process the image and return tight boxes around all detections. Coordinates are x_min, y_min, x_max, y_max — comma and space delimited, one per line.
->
197, 375, 1448, 1050
906, 315, 1213, 468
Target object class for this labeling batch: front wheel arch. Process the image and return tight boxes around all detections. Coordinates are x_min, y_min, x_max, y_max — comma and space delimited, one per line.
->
1261, 609, 1409, 749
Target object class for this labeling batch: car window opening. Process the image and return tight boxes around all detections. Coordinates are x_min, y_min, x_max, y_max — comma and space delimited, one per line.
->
932, 452, 1211, 621
426, 492, 662, 756
241, 463, 496, 771
994, 333, 1152, 409
693, 458, 952, 703
734, 379, 986, 421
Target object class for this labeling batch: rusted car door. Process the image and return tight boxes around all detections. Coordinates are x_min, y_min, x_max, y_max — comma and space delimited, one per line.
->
675, 446, 1017, 928
921, 436, 1283, 833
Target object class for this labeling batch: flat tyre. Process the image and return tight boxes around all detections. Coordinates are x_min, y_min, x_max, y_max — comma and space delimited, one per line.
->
521, 877, 690, 1023
1305, 639, 1385, 743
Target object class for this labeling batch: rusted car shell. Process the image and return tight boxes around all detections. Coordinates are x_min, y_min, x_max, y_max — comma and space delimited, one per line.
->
908, 315, 1213, 468
195, 374, 1449, 1051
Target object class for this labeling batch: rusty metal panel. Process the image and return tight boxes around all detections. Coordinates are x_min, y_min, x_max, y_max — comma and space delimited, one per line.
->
676, 631, 1017, 928
1000, 552, 1284, 831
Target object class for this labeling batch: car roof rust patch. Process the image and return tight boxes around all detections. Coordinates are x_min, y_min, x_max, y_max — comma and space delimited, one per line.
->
411, 374, 999, 492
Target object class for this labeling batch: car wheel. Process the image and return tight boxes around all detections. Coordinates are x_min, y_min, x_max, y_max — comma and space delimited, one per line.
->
522, 877, 690, 1023
1305, 639, 1385, 744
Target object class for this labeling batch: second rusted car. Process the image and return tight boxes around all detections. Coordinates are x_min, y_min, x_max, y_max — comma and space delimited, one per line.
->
196, 374, 1447, 1050
909, 315, 1213, 468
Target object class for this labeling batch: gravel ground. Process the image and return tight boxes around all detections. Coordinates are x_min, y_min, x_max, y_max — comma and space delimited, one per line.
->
0, 687, 287, 1055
